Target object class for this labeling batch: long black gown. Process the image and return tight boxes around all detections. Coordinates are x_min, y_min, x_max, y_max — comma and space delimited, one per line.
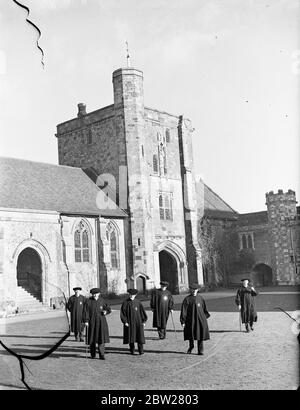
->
180, 294, 210, 341
82, 297, 111, 345
67, 294, 86, 335
235, 286, 258, 324
120, 298, 148, 344
150, 288, 174, 329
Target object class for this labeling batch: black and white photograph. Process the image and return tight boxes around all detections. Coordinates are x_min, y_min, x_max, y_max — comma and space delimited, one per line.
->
0, 0, 299, 396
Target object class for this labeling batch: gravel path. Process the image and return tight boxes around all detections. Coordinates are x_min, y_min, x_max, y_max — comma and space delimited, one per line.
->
0, 292, 298, 390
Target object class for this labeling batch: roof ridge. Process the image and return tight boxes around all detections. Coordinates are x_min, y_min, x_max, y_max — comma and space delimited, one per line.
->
0, 155, 80, 171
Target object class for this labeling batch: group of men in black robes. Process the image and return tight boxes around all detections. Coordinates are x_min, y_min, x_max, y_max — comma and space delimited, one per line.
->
66, 278, 258, 359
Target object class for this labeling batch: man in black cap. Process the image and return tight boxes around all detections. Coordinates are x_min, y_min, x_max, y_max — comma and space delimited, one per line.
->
180, 283, 210, 355
150, 281, 174, 339
120, 289, 148, 355
235, 278, 258, 332
83, 288, 111, 359
67, 287, 86, 341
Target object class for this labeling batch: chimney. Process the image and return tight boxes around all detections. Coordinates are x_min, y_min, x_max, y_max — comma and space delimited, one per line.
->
77, 103, 87, 117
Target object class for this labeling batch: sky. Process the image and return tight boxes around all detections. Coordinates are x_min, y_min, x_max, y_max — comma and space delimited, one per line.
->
0, 0, 299, 213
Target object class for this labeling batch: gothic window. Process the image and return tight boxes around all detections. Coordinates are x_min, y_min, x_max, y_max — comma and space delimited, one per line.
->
159, 194, 164, 219
242, 234, 247, 249
106, 222, 120, 269
153, 154, 158, 173
166, 129, 170, 143
159, 193, 173, 221
248, 235, 253, 249
163, 147, 167, 175
74, 221, 90, 262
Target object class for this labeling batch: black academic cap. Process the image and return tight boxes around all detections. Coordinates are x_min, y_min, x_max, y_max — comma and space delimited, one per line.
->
241, 278, 250, 282
90, 288, 101, 295
73, 287, 82, 291
189, 283, 202, 290
160, 281, 169, 287
127, 289, 138, 295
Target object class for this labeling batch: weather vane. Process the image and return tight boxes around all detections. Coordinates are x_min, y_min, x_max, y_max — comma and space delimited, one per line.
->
125, 40, 131, 67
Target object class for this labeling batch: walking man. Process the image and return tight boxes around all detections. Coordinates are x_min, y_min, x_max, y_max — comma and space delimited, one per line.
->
180, 284, 210, 355
67, 287, 86, 341
235, 278, 258, 332
83, 288, 111, 360
120, 289, 148, 355
150, 281, 174, 339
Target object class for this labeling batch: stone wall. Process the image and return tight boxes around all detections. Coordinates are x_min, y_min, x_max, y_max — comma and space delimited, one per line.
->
266, 189, 299, 284
0, 210, 127, 314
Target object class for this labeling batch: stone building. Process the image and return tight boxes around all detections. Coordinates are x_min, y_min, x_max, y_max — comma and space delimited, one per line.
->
200, 186, 300, 286
235, 189, 300, 286
1, 66, 297, 318
56, 66, 203, 294
0, 157, 127, 314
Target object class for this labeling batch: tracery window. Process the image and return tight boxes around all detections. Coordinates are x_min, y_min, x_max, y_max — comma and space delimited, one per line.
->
159, 192, 173, 221
106, 222, 120, 269
74, 221, 90, 262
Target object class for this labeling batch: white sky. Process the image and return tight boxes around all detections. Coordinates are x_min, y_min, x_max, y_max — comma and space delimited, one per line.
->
0, 0, 299, 213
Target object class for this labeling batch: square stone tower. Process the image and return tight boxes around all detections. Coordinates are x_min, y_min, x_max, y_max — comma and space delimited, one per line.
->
266, 189, 299, 284
56, 66, 203, 293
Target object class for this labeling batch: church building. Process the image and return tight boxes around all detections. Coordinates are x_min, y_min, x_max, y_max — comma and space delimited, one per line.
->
56, 66, 204, 295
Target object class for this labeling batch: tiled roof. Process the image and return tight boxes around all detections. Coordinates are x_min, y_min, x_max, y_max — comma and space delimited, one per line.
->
0, 157, 127, 217
197, 180, 238, 220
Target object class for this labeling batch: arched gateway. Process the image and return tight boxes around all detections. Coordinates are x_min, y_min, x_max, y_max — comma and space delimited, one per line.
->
17, 247, 42, 301
159, 250, 179, 294
252, 263, 273, 286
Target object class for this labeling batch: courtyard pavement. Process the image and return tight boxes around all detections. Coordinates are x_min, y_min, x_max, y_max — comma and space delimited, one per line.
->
0, 287, 299, 390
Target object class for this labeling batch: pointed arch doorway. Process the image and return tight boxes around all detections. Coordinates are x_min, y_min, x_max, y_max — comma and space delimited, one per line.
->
252, 263, 273, 286
17, 247, 42, 301
159, 250, 179, 294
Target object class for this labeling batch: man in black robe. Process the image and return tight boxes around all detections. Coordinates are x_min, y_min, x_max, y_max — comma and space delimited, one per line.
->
67, 287, 86, 341
83, 288, 111, 360
120, 289, 148, 355
150, 281, 174, 339
180, 284, 210, 355
235, 278, 258, 332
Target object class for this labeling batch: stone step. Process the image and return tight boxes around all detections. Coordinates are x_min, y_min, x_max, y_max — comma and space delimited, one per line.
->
16, 286, 44, 311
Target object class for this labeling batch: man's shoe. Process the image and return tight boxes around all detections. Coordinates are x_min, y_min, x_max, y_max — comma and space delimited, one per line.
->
99, 355, 105, 360
250, 326, 254, 331
245, 324, 250, 333
198, 343, 204, 355
187, 348, 193, 354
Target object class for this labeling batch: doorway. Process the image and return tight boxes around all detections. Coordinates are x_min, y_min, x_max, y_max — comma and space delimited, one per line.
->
159, 250, 179, 294
17, 247, 42, 301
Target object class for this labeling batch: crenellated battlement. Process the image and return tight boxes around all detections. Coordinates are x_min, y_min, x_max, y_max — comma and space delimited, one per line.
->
266, 189, 297, 203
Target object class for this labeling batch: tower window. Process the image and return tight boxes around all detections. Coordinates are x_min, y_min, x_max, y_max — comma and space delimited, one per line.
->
87, 130, 92, 144
159, 192, 173, 221
166, 129, 170, 143
153, 154, 158, 173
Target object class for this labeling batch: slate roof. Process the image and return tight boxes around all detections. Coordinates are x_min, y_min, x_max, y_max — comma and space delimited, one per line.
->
0, 157, 127, 217
197, 180, 238, 220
